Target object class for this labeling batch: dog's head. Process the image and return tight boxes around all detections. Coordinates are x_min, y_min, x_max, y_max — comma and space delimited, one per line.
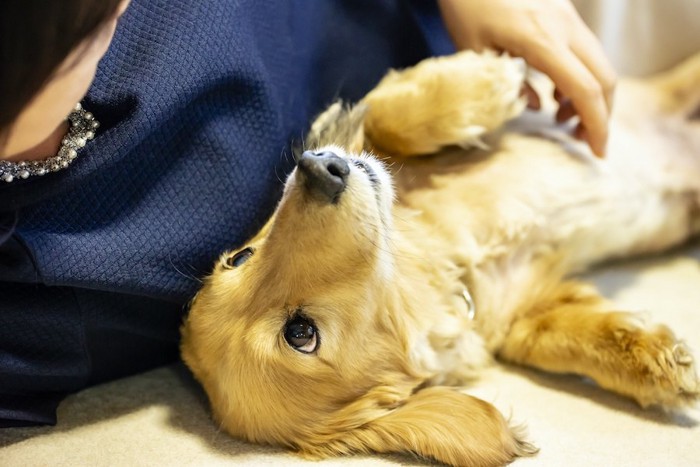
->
181, 143, 530, 465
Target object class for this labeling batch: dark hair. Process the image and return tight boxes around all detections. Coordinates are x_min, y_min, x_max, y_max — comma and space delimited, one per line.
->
0, 0, 124, 147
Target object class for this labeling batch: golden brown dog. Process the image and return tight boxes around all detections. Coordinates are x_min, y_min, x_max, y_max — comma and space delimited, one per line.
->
181, 51, 700, 466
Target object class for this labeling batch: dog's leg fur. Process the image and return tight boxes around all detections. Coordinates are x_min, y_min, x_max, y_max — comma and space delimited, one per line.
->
498, 281, 700, 408
361, 50, 526, 156
304, 101, 368, 154
304, 51, 526, 158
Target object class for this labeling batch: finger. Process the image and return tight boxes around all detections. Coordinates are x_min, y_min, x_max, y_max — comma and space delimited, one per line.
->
555, 99, 577, 123
553, 87, 565, 104
522, 46, 609, 157
521, 82, 541, 110
570, 26, 617, 112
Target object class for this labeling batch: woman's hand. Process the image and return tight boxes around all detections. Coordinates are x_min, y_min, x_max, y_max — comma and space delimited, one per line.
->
437, 0, 616, 157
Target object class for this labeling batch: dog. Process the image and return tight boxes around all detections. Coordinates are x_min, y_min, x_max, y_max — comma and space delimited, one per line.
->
181, 50, 700, 466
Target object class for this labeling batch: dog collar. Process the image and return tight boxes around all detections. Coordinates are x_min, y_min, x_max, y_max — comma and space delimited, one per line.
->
461, 288, 476, 321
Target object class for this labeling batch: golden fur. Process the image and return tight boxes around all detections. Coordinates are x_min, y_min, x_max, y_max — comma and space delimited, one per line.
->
181, 51, 700, 466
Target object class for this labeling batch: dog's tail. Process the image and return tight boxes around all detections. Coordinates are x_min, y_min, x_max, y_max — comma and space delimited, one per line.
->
651, 51, 700, 118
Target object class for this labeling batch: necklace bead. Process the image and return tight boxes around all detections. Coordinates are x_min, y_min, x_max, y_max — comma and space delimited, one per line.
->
0, 102, 99, 183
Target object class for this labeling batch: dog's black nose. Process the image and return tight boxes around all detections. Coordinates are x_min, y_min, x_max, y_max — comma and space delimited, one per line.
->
297, 150, 350, 203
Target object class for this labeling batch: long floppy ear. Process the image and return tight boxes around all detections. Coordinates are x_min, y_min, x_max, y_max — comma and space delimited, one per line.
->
304, 386, 536, 467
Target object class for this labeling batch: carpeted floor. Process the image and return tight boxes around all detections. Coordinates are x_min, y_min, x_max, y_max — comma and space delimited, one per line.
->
2, 243, 699, 466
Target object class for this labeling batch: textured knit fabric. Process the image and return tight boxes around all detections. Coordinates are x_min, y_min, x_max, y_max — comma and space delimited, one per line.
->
0, 0, 452, 426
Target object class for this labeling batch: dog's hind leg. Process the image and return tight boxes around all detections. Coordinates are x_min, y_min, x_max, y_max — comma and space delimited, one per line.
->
498, 281, 700, 409
361, 50, 526, 156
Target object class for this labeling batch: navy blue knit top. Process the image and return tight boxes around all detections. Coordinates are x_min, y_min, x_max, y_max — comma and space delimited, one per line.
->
0, 0, 452, 426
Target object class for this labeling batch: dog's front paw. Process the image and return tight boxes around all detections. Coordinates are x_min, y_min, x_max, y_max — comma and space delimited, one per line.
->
637, 339, 700, 408
669, 343, 700, 403
362, 50, 526, 156
601, 317, 699, 409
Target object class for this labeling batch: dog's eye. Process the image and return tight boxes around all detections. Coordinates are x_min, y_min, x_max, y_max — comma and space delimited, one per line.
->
224, 247, 254, 269
283, 315, 318, 353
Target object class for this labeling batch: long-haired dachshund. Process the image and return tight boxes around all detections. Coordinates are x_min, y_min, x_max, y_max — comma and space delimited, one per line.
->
181, 51, 700, 466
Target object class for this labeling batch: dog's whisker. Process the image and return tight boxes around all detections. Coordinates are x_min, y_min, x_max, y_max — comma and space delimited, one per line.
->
168, 255, 203, 285
293, 137, 304, 162
273, 165, 286, 185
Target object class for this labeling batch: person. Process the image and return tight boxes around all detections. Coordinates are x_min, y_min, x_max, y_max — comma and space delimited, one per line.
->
0, 0, 615, 427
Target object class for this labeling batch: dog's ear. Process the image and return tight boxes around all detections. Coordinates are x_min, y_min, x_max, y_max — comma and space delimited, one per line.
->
304, 386, 536, 466
305, 101, 367, 154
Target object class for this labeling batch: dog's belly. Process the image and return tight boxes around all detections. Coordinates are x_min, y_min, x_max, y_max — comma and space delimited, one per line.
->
397, 117, 700, 267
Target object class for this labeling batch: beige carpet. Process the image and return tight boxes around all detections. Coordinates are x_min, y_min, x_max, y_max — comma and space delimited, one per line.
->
2, 244, 699, 466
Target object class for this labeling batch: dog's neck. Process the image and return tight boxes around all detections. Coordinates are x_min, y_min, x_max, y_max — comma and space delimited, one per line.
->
383, 205, 493, 382
388, 192, 563, 366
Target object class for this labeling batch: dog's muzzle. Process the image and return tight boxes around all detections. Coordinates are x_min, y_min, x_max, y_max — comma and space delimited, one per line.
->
297, 150, 350, 203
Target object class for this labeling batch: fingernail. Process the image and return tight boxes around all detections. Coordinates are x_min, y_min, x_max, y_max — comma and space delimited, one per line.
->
596, 143, 607, 158
575, 127, 601, 157
591, 138, 606, 158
